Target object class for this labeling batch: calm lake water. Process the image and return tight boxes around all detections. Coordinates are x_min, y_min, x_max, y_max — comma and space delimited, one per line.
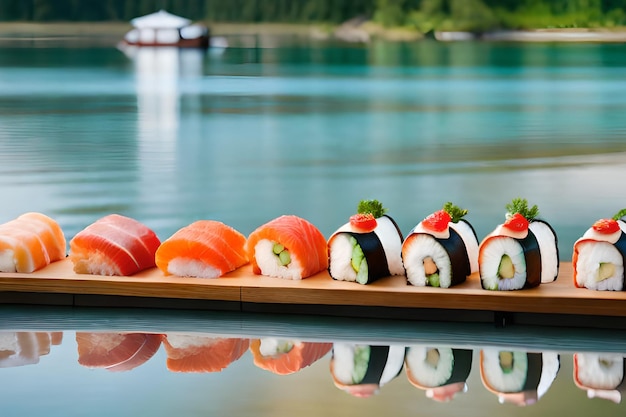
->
1, 38, 626, 416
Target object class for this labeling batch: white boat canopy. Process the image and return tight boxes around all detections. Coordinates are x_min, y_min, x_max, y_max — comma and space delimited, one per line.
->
130, 10, 192, 29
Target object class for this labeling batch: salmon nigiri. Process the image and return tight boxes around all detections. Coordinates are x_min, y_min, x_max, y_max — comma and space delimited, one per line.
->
162, 334, 249, 373
246, 215, 328, 280
69, 214, 161, 276
0, 212, 66, 273
250, 338, 332, 375
155, 220, 248, 278
76, 332, 162, 372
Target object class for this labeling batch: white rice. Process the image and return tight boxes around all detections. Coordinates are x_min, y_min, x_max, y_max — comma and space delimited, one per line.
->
450, 221, 479, 274
328, 234, 358, 282
376, 217, 405, 276
165, 334, 217, 349
575, 353, 624, 390
479, 237, 527, 291
529, 221, 559, 283
481, 349, 529, 392
254, 239, 304, 280
380, 345, 406, 386
331, 343, 362, 384
258, 338, 297, 357
168, 258, 221, 278
537, 352, 560, 399
0, 234, 34, 273
402, 235, 452, 288
0, 249, 17, 273
575, 241, 624, 291
405, 346, 454, 387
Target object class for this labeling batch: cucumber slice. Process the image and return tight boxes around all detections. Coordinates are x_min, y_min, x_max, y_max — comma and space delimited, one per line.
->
278, 250, 291, 266
498, 254, 515, 279
272, 243, 285, 255
349, 236, 364, 273
499, 351, 514, 374
597, 262, 615, 281
427, 273, 440, 287
352, 346, 371, 384
356, 259, 369, 284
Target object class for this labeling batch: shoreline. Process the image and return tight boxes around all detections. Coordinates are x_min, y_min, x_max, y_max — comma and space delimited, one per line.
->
1, 22, 626, 44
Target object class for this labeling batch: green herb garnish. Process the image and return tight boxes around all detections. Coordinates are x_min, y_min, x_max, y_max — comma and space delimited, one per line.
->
612, 209, 626, 221
357, 199, 387, 218
443, 202, 468, 223
505, 198, 539, 221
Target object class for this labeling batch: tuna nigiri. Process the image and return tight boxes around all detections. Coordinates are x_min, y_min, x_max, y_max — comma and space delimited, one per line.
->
69, 214, 161, 276
76, 332, 162, 372
0, 212, 66, 273
247, 215, 328, 280
162, 334, 249, 373
250, 338, 332, 375
155, 220, 248, 278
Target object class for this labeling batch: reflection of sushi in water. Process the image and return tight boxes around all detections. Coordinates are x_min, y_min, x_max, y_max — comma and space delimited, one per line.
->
480, 349, 560, 406
249, 338, 332, 375
76, 332, 162, 372
405, 346, 473, 402
162, 334, 249, 373
479, 198, 559, 291
402, 203, 479, 288
0, 331, 62, 368
330, 343, 406, 398
328, 200, 404, 285
155, 220, 248, 278
574, 353, 626, 403
246, 215, 328, 280
573, 210, 626, 291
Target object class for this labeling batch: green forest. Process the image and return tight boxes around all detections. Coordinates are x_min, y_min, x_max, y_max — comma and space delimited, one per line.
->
2, 0, 626, 32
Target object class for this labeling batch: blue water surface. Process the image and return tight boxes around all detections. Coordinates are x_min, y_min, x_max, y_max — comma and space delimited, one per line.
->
1, 38, 626, 417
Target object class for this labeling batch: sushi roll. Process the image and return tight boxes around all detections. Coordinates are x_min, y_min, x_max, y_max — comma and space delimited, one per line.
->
76, 332, 162, 372
246, 215, 328, 280
328, 200, 404, 285
480, 349, 560, 406
249, 338, 332, 375
69, 214, 161, 276
479, 198, 559, 291
0, 212, 66, 273
573, 352, 626, 404
402, 202, 479, 288
573, 209, 626, 291
155, 220, 248, 278
405, 346, 473, 402
162, 334, 249, 373
330, 343, 406, 398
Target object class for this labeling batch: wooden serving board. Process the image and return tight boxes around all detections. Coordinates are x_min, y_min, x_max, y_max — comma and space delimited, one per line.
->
1, 260, 625, 320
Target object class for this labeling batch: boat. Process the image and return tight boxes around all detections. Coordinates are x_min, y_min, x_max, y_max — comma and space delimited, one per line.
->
120, 10, 210, 49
